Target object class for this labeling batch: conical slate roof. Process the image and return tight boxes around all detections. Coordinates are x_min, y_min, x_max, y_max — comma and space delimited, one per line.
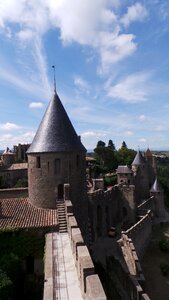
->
132, 150, 145, 165
150, 178, 163, 193
27, 92, 86, 154
145, 148, 153, 158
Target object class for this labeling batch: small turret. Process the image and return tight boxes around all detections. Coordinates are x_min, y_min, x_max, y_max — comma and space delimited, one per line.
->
150, 178, 165, 218
2, 147, 15, 167
132, 150, 145, 173
116, 165, 133, 185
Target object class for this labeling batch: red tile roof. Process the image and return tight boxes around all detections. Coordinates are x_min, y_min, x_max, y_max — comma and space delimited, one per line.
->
0, 198, 58, 229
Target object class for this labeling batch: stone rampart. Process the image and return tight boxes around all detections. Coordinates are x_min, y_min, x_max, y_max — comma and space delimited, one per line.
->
107, 254, 151, 300
43, 233, 53, 300
137, 196, 154, 213
0, 187, 28, 199
118, 233, 144, 280
87, 186, 122, 241
122, 210, 152, 257
66, 201, 107, 299
43, 200, 107, 300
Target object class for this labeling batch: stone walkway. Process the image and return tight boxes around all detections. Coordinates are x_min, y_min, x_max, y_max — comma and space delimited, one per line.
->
52, 232, 83, 300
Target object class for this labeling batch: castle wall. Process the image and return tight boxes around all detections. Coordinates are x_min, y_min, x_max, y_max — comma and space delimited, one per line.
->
122, 210, 152, 258
43, 201, 106, 300
107, 254, 150, 300
88, 187, 123, 241
0, 187, 28, 199
0, 168, 28, 187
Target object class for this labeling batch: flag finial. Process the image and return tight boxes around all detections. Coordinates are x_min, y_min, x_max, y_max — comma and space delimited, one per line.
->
52, 65, 56, 94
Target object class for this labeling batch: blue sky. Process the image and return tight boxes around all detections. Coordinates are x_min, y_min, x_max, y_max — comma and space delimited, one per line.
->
0, 0, 169, 151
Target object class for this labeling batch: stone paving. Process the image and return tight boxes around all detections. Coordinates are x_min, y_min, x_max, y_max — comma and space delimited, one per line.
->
52, 232, 83, 300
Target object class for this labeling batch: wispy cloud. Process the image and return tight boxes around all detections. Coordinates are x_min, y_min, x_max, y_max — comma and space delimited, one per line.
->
81, 130, 108, 138
0, 0, 143, 76
139, 114, 146, 121
74, 76, 90, 94
138, 138, 147, 143
0, 131, 35, 149
121, 2, 148, 27
29, 101, 44, 108
0, 122, 21, 130
106, 72, 151, 103
0, 64, 49, 99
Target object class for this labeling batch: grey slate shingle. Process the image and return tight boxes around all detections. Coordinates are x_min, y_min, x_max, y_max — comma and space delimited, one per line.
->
27, 92, 86, 154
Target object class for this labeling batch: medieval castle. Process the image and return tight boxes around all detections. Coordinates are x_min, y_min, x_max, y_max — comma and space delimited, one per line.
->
0, 84, 167, 300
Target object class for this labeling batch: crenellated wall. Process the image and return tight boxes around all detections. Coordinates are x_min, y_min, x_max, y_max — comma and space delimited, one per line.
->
108, 241, 150, 300
122, 210, 152, 258
65, 200, 107, 299
43, 200, 107, 300
88, 186, 123, 241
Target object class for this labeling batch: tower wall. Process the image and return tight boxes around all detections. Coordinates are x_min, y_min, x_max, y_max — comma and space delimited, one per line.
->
28, 151, 86, 209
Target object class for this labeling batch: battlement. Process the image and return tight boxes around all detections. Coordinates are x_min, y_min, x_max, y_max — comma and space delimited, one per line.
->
88, 185, 120, 202
108, 231, 150, 300
122, 210, 152, 258
43, 200, 106, 300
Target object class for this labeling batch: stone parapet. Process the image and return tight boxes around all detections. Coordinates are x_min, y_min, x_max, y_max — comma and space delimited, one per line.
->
43, 233, 53, 300
124, 210, 152, 258
0, 187, 28, 199
66, 200, 107, 299
77, 245, 95, 293
71, 227, 84, 261
85, 275, 107, 300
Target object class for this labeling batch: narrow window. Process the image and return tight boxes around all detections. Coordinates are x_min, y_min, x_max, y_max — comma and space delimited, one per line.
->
36, 156, 41, 168
97, 206, 102, 237
55, 159, 61, 174
26, 256, 34, 274
69, 161, 71, 175
47, 162, 50, 172
76, 155, 79, 167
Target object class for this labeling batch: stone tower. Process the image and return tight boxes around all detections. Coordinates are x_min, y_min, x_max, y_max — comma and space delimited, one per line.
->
150, 178, 165, 218
132, 150, 149, 203
27, 88, 86, 212
144, 148, 155, 188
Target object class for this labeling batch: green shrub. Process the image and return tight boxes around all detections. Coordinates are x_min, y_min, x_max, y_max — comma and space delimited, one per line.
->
160, 262, 169, 276
159, 238, 169, 252
0, 269, 13, 300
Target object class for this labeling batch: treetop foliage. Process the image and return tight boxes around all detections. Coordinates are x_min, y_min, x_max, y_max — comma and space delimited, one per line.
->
93, 140, 136, 174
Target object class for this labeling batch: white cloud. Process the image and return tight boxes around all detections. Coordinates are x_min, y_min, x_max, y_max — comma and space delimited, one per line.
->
74, 76, 90, 94
81, 131, 108, 138
121, 2, 148, 27
0, 122, 21, 130
106, 72, 150, 103
0, 64, 49, 98
99, 32, 137, 72
124, 131, 133, 136
29, 102, 44, 108
139, 114, 146, 120
0, 131, 35, 148
16, 29, 35, 41
0, 0, 140, 74
138, 138, 147, 143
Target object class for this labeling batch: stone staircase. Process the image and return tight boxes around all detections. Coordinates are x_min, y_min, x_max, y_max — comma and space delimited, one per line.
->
57, 199, 68, 233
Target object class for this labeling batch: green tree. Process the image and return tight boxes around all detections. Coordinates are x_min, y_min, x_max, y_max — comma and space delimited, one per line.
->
14, 178, 28, 188
107, 140, 116, 151
116, 147, 136, 166
94, 140, 118, 172
0, 269, 13, 300
121, 141, 127, 149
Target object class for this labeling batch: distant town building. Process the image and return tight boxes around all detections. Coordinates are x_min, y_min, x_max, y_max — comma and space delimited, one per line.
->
13, 143, 30, 162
